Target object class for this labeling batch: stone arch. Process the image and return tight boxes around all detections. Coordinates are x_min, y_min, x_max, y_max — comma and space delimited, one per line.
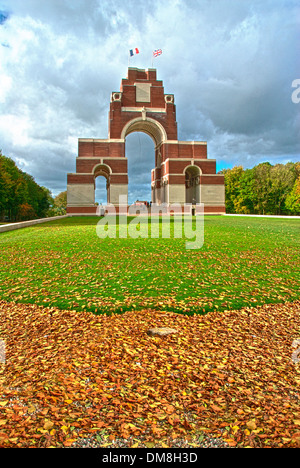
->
125, 132, 155, 205
184, 165, 201, 204
93, 164, 112, 204
121, 118, 166, 204
92, 163, 112, 179
120, 116, 167, 147
183, 164, 202, 176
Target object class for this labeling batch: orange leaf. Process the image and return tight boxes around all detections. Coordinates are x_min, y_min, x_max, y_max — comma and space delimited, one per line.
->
211, 405, 222, 412
43, 420, 54, 431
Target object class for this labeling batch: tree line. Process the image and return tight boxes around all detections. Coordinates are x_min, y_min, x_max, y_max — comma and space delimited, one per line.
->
221, 162, 300, 215
1, 152, 299, 221
0, 152, 67, 222
0, 152, 53, 221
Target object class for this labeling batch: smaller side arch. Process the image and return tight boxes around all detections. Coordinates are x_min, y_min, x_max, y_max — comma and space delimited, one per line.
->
93, 164, 112, 205
183, 164, 202, 176
184, 165, 201, 204
92, 163, 112, 179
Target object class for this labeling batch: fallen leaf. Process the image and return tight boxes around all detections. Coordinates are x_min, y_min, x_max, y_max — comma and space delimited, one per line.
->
44, 421, 54, 431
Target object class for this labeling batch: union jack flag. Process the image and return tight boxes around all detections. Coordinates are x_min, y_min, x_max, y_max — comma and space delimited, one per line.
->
153, 49, 162, 57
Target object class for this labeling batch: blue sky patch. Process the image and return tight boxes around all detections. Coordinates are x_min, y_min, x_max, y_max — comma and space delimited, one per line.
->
0, 11, 8, 25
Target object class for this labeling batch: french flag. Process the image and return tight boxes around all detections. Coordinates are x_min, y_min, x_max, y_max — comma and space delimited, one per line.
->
129, 48, 139, 57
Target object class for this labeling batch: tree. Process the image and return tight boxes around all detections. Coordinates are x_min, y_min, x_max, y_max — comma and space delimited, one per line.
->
0, 156, 6, 217
0, 152, 53, 221
221, 166, 245, 214
269, 163, 298, 215
39, 187, 54, 218
251, 162, 274, 215
48, 191, 67, 216
234, 168, 255, 214
285, 176, 300, 214
54, 191, 67, 213
18, 203, 37, 221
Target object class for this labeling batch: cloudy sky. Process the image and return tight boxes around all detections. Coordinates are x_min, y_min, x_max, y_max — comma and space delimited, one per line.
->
0, 0, 299, 204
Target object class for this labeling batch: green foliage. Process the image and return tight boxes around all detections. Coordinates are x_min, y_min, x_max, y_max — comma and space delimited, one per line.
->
285, 174, 300, 215
0, 151, 54, 221
221, 161, 300, 215
48, 191, 67, 216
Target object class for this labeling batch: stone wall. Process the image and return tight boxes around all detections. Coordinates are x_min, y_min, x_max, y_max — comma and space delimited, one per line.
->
0, 215, 71, 233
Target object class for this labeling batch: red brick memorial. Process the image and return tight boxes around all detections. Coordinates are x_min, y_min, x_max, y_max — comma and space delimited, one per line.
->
67, 68, 225, 214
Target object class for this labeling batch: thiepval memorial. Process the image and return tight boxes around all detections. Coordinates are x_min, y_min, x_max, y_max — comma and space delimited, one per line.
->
67, 68, 225, 214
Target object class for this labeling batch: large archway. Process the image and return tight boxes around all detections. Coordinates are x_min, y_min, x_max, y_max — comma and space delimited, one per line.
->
122, 116, 165, 206
121, 115, 167, 147
95, 176, 107, 205
125, 132, 154, 205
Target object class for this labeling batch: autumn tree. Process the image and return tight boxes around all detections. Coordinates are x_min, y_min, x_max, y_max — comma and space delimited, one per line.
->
221, 161, 299, 215
285, 176, 300, 214
269, 163, 298, 214
0, 152, 53, 221
48, 191, 67, 216
221, 166, 245, 213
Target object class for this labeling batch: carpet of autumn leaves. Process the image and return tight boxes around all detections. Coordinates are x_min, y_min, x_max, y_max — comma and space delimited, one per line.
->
0, 299, 299, 448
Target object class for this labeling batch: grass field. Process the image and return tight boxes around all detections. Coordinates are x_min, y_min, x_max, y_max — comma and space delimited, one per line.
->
0, 215, 299, 315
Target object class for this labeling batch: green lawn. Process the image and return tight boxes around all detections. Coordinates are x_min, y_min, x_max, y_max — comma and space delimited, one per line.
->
0, 215, 299, 315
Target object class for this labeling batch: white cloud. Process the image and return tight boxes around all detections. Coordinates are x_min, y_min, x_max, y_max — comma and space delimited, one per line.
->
0, 0, 299, 200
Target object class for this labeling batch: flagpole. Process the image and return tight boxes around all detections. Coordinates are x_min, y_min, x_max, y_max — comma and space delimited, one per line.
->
128, 48, 139, 68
